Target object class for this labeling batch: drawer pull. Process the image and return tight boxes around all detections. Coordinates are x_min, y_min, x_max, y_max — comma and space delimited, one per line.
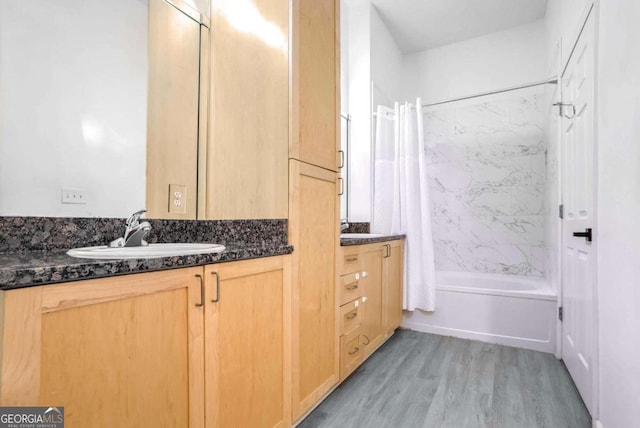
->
345, 312, 358, 320
348, 347, 360, 355
346, 284, 358, 291
345, 256, 358, 262
362, 334, 370, 345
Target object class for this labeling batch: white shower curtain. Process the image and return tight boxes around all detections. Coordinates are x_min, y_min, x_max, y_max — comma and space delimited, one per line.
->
372, 99, 436, 312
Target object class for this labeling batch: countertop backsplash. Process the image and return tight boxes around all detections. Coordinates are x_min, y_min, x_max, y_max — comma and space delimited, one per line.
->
0, 216, 288, 253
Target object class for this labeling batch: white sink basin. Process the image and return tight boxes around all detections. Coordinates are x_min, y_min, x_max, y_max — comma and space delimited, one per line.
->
67, 243, 226, 260
340, 233, 387, 239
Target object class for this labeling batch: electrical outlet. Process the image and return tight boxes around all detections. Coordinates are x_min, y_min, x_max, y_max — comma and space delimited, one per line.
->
61, 187, 86, 204
169, 184, 187, 214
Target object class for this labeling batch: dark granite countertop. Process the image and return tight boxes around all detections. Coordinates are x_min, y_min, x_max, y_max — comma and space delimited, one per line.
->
0, 243, 293, 290
340, 234, 405, 246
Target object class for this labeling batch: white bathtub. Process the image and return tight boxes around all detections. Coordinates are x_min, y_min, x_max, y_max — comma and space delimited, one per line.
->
403, 271, 558, 353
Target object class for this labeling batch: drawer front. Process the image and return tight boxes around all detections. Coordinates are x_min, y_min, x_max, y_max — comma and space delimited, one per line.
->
339, 272, 362, 306
340, 326, 363, 380
339, 299, 361, 335
339, 249, 361, 275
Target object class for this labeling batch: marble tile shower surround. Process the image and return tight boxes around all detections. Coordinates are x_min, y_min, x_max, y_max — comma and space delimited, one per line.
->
0, 217, 288, 253
425, 91, 548, 276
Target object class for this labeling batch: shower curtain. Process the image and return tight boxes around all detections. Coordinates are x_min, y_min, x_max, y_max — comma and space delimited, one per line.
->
372, 99, 436, 312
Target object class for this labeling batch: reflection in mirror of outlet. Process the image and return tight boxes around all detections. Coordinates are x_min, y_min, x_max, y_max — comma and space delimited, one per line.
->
61, 187, 86, 205
169, 184, 187, 214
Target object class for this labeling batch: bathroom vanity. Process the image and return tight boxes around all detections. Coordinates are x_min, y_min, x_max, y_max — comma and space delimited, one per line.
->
337, 238, 404, 380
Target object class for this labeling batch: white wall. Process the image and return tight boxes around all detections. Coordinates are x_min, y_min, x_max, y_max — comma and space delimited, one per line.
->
370, 6, 403, 106
596, 1, 640, 426
403, 20, 548, 105
0, 0, 147, 218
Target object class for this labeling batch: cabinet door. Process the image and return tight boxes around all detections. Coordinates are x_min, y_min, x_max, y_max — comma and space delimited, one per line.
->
204, 256, 291, 428
0, 268, 205, 428
361, 244, 385, 355
289, 159, 339, 419
384, 240, 404, 334
290, 0, 340, 171
205, 0, 289, 219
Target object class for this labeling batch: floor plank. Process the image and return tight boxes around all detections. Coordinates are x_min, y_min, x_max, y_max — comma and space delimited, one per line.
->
299, 330, 591, 428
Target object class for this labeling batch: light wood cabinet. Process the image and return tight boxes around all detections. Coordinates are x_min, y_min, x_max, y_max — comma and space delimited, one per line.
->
290, 0, 340, 171
204, 0, 289, 219
0, 268, 205, 428
204, 257, 291, 428
361, 244, 385, 354
383, 240, 404, 334
336, 240, 404, 375
0, 256, 291, 428
289, 159, 339, 420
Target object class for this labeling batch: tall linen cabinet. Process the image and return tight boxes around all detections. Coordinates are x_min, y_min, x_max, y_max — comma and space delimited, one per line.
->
288, 0, 342, 421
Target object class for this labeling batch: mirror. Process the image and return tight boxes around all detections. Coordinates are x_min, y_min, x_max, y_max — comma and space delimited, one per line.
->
0, 0, 208, 218
340, 114, 350, 222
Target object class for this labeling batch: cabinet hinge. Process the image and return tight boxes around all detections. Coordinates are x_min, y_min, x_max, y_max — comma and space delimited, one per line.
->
558, 307, 563, 322
559, 204, 564, 219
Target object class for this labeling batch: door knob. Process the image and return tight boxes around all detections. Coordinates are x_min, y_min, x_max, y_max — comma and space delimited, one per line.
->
572, 228, 592, 242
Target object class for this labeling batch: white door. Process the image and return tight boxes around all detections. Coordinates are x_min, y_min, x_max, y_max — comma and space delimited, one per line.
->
561, 7, 597, 416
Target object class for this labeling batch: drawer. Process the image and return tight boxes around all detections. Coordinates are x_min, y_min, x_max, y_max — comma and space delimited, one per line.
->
339, 298, 361, 335
340, 326, 363, 380
338, 248, 361, 275
339, 272, 362, 306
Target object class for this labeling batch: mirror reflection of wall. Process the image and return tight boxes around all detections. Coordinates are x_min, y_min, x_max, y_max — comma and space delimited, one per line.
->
0, 0, 206, 219
0, 0, 148, 217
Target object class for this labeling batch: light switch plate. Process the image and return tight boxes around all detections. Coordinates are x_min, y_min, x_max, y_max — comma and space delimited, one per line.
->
169, 184, 187, 214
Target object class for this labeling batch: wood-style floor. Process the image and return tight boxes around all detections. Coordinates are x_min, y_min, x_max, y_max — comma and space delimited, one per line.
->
300, 330, 591, 428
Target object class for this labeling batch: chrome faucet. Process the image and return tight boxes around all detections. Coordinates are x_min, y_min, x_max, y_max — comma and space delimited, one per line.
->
340, 218, 349, 232
110, 209, 152, 248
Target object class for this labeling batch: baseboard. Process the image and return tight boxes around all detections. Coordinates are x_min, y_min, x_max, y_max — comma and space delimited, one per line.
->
402, 321, 555, 354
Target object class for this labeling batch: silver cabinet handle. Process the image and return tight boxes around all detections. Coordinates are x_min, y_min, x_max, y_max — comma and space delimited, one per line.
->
195, 274, 204, 307
339, 150, 345, 168
338, 177, 344, 195
211, 271, 220, 303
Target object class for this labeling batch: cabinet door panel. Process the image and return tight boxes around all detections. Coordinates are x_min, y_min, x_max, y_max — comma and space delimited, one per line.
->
41, 289, 190, 427
1, 268, 205, 428
289, 160, 339, 419
384, 241, 403, 333
206, 0, 289, 219
291, 0, 339, 171
361, 245, 384, 354
204, 257, 290, 428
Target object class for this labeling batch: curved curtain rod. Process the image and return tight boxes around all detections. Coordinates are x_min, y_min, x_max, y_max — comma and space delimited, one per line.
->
422, 77, 558, 108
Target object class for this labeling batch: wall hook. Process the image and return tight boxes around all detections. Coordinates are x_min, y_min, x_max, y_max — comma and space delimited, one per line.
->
553, 102, 576, 119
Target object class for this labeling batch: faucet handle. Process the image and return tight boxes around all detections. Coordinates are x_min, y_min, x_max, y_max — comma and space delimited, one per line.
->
126, 209, 147, 227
